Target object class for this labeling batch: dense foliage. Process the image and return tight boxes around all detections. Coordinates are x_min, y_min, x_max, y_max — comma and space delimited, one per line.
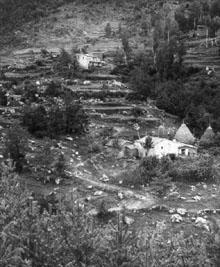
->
120, 155, 218, 192
21, 101, 89, 138
0, 0, 74, 35
3, 124, 29, 172
0, 164, 220, 267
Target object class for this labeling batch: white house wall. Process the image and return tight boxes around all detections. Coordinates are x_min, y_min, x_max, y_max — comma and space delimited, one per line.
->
148, 140, 179, 158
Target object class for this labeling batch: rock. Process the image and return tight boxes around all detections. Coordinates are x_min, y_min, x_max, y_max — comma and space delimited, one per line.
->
65, 136, 73, 141
202, 183, 207, 189
151, 205, 169, 212
195, 217, 210, 231
100, 174, 110, 182
171, 214, 183, 223
192, 196, 201, 201
55, 178, 61, 185
169, 191, 180, 197
177, 208, 187, 216
118, 180, 123, 184
87, 185, 93, 189
118, 192, 124, 199
94, 191, 104, 196
169, 208, 176, 214
191, 185, 196, 191
123, 190, 134, 198
108, 207, 122, 213
124, 216, 134, 225
87, 209, 98, 216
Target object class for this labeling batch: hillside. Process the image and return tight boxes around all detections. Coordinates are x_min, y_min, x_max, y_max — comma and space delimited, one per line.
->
2, 1, 220, 266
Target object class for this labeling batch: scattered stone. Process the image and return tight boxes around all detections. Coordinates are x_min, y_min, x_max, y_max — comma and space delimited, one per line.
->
191, 185, 196, 191
124, 216, 134, 225
94, 190, 104, 196
87, 209, 98, 216
87, 185, 93, 190
108, 207, 122, 213
100, 174, 110, 182
177, 208, 187, 216
195, 217, 210, 231
85, 196, 91, 202
202, 183, 207, 189
65, 136, 73, 141
118, 192, 124, 199
123, 190, 134, 198
55, 178, 61, 185
171, 214, 183, 223
168, 208, 176, 214
192, 196, 201, 201
168, 191, 180, 198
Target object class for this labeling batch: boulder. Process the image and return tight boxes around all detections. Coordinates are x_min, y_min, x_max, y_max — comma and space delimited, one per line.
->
94, 190, 104, 196
123, 216, 134, 225
177, 208, 187, 216
195, 217, 210, 231
171, 214, 183, 223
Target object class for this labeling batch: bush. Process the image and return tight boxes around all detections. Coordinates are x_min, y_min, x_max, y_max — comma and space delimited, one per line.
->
3, 124, 29, 172
170, 156, 217, 183
119, 156, 173, 193
53, 48, 83, 78
22, 101, 90, 138
88, 142, 103, 153
104, 22, 112, 37
22, 105, 48, 138
44, 80, 63, 98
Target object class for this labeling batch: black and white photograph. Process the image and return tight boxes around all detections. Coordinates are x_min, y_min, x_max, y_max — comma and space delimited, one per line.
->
1, 0, 220, 266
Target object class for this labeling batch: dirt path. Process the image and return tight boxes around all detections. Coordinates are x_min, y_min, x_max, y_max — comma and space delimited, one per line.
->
69, 164, 156, 210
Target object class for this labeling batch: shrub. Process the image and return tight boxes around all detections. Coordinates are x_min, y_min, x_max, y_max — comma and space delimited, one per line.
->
104, 22, 112, 37
44, 80, 63, 98
88, 142, 103, 153
170, 156, 218, 183
22, 105, 48, 138
22, 101, 90, 138
3, 124, 29, 172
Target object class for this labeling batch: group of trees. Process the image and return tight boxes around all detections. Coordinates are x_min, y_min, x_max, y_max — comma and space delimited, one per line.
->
175, 0, 220, 36
0, 0, 75, 35
21, 100, 89, 139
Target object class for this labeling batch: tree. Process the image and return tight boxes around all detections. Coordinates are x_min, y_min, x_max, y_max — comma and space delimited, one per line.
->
156, 80, 191, 118
130, 67, 154, 98
121, 32, 132, 57
4, 124, 29, 172
210, 0, 220, 18
22, 105, 48, 138
64, 101, 89, 134
104, 22, 112, 37
47, 106, 65, 138
155, 38, 186, 81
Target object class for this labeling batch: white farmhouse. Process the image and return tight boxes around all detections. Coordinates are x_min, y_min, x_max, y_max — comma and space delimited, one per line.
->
75, 53, 105, 70
135, 136, 197, 159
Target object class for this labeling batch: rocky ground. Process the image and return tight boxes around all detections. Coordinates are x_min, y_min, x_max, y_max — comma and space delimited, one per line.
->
1, 0, 220, 238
